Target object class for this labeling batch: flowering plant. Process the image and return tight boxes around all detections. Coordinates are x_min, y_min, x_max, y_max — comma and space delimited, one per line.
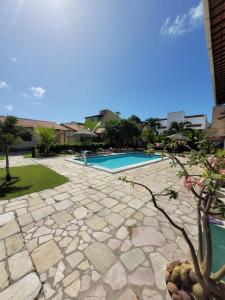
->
120, 141, 225, 299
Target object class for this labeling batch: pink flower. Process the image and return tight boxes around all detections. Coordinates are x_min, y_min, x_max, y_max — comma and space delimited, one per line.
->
208, 156, 219, 168
219, 169, 225, 175
155, 143, 161, 147
184, 177, 193, 190
195, 179, 205, 189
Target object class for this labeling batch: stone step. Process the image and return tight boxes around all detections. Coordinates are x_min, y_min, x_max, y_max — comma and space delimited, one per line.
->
0, 272, 41, 300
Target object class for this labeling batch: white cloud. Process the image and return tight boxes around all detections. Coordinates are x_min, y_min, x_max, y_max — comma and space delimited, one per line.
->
0, 81, 10, 89
30, 86, 46, 98
32, 101, 43, 105
10, 57, 19, 63
20, 92, 31, 99
4, 104, 14, 111
160, 1, 203, 37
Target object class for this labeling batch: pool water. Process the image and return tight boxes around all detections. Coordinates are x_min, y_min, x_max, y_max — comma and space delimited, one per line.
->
208, 224, 225, 281
77, 153, 161, 170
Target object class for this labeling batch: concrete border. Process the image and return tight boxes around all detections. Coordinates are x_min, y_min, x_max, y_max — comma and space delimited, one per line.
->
66, 153, 166, 174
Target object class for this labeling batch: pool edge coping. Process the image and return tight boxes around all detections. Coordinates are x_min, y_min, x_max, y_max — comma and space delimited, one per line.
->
66, 152, 167, 174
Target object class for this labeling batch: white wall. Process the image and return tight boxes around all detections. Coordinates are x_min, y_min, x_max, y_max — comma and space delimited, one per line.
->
13, 135, 37, 150
185, 116, 208, 129
158, 119, 167, 134
156, 112, 208, 134
167, 111, 185, 129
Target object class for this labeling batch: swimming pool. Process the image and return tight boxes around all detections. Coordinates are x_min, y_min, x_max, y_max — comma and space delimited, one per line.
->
71, 153, 162, 173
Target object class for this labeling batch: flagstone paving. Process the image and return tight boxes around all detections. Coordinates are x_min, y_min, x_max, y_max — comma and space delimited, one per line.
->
0, 155, 198, 299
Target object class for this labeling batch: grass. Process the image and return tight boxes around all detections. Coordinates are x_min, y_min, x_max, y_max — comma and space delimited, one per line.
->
0, 165, 68, 200
0, 155, 5, 160
23, 153, 32, 158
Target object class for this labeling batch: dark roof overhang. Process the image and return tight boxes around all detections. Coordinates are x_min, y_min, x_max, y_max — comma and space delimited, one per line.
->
204, 0, 225, 105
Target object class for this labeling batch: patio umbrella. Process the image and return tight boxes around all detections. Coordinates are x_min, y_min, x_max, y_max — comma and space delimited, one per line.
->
167, 133, 191, 142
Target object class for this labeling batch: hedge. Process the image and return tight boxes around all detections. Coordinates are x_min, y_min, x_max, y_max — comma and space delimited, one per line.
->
47, 142, 109, 154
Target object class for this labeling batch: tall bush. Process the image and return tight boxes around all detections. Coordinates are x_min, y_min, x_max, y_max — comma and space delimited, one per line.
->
36, 127, 56, 156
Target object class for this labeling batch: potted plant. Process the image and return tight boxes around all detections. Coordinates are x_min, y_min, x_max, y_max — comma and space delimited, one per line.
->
120, 139, 225, 299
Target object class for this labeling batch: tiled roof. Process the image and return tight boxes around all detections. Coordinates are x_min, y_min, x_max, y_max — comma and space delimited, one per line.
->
61, 123, 90, 133
0, 116, 68, 131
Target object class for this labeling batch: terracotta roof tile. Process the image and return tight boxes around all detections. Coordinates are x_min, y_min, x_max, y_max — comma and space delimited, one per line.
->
0, 116, 68, 131
61, 123, 85, 132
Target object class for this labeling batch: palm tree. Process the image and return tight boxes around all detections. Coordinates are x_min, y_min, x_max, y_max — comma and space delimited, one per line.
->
168, 121, 191, 134
145, 118, 160, 135
36, 127, 56, 156
84, 119, 101, 133
0, 116, 22, 181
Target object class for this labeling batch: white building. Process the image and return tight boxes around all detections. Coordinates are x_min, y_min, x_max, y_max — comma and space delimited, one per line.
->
157, 111, 209, 134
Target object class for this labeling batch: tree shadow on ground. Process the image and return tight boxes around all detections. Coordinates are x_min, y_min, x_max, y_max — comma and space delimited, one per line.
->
0, 177, 32, 198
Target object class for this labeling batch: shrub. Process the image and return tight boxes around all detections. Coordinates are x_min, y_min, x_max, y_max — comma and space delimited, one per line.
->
48, 142, 109, 154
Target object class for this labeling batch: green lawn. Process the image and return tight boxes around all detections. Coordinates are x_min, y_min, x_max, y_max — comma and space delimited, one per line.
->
23, 153, 32, 159
0, 155, 5, 160
0, 165, 68, 200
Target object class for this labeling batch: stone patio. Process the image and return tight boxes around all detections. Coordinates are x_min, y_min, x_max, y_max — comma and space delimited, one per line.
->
0, 156, 197, 299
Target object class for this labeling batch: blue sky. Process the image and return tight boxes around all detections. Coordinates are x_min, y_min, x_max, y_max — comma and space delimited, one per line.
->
0, 0, 214, 123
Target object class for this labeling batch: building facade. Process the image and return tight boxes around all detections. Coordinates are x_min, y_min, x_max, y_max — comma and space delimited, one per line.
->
0, 116, 70, 150
85, 109, 120, 127
157, 111, 209, 134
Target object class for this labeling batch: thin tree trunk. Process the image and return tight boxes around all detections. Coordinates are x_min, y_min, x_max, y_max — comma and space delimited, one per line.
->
203, 215, 212, 278
197, 199, 203, 263
5, 146, 11, 182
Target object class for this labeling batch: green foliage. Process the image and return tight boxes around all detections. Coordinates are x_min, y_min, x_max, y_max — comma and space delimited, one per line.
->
20, 129, 33, 141
0, 116, 23, 181
216, 149, 225, 159
142, 128, 155, 144
0, 165, 68, 200
49, 142, 108, 154
36, 127, 56, 156
105, 119, 122, 146
145, 118, 160, 133
0, 116, 22, 149
105, 119, 141, 147
142, 118, 160, 144
84, 119, 101, 133
162, 188, 178, 200
23, 153, 32, 159
168, 121, 191, 134
128, 114, 141, 123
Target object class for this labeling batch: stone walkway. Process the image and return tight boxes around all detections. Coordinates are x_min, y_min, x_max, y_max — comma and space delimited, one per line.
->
0, 156, 198, 300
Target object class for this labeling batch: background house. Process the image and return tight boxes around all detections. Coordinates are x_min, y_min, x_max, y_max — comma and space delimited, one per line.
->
61, 122, 95, 143
85, 109, 120, 127
157, 111, 209, 134
0, 116, 69, 150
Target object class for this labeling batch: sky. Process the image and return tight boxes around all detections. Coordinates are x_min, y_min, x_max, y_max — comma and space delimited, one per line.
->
0, 0, 214, 123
